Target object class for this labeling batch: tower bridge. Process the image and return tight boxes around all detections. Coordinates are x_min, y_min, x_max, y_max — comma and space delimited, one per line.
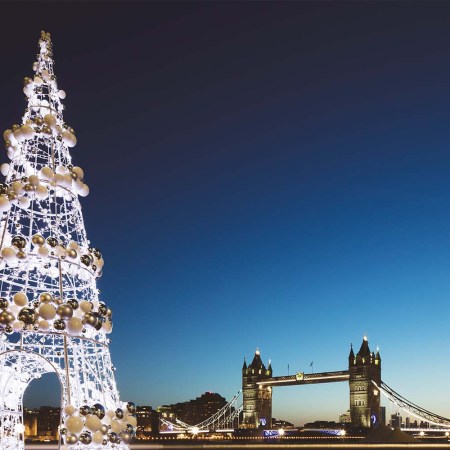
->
241, 336, 381, 429
160, 336, 450, 433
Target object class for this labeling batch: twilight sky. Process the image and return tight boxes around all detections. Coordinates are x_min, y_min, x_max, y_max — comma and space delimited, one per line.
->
2, 1, 450, 426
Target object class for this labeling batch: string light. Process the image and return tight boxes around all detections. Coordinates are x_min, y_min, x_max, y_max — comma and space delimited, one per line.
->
0, 31, 135, 449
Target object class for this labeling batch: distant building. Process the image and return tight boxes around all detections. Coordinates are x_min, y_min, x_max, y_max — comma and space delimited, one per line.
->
304, 420, 339, 429
272, 418, 294, 428
23, 407, 60, 441
380, 406, 386, 425
135, 406, 159, 437
339, 410, 351, 423
37, 406, 60, 439
23, 408, 38, 438
390, 413, 401, 428
159, 392, 229, 426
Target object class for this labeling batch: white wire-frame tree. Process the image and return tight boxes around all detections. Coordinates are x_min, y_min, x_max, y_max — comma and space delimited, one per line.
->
0, 31, 136, 450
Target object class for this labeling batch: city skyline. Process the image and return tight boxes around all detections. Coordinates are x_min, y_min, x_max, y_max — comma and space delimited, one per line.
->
2, 2, 450, 426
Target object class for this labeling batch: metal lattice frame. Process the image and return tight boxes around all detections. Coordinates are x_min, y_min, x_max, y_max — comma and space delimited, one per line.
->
0, 32, 135, 450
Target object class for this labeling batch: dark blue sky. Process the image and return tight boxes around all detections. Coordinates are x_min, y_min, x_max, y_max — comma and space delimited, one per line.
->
3, 1, 450, 425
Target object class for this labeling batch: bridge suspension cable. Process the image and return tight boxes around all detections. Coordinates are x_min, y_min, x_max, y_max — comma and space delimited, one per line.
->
160, 389, 243, 433
374, 381, 450, 428
160, 417, 189, 432
193, 389, 242, 430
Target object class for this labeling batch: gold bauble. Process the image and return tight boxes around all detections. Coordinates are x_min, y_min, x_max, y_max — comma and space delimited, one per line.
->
32, 234, 45, 246
65, 435, 78, 445
24, 184, 34, 192
66, 248, 77, 259
17, 251, 27, 259
0, 311, 14, 324
39, 292, 52, 303
82, 312, 97, 327
56, 304, 73, 319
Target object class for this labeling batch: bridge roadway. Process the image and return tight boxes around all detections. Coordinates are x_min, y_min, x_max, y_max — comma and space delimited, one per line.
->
257, 370, 350, 387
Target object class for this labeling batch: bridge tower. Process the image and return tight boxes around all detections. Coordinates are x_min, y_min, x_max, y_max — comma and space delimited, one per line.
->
241, 349, 272, 428
349, 336, 381, 428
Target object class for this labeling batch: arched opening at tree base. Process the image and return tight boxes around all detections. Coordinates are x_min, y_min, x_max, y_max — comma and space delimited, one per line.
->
0, 351, 62, 450
23, 372, 61, 443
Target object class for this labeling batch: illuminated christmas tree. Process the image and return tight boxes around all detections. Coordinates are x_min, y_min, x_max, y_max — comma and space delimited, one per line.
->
0, 31, 135, 449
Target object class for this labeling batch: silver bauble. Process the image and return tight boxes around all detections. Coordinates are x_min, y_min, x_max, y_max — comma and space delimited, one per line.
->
126, 402, 136, 414
0, 298, 8, 310
92, 403, 105, 419
18, 308, 36, 325
46, 237, 58, 247
11, 235, 26, 249
67, 298, 79, 309
79, 432, 92, 445
53, 319, 65, 331
108, 432, 119, 444
80, 405, 91, 416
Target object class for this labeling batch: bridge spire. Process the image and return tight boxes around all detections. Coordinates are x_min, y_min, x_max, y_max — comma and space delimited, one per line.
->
348, 343, 355, 366
375, 346, 381, 363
